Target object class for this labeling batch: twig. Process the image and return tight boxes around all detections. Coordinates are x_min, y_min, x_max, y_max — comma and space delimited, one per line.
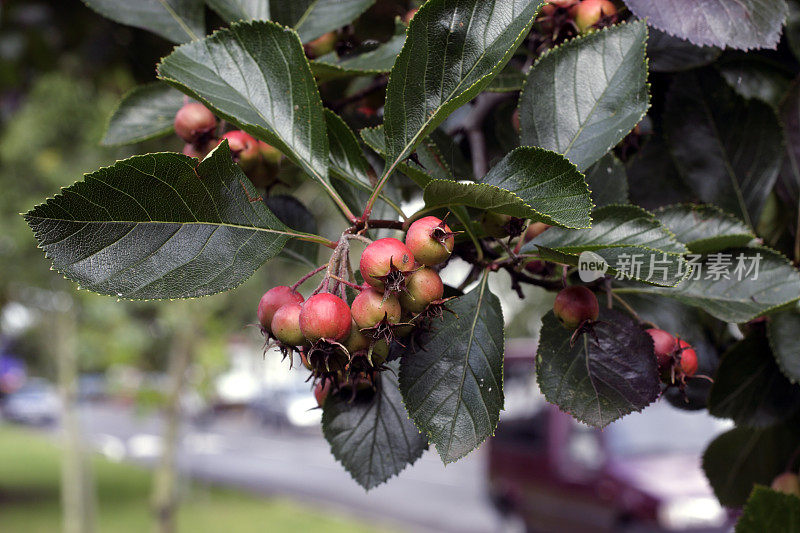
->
456, 93, 514, 179
611, 292, 641, 323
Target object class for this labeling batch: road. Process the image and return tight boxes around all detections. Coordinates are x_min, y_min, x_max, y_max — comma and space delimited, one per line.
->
75, 404, 504, 533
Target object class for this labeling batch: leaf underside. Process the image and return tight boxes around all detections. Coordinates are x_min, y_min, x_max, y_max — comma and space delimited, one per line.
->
81, 0, 204, 43
102, 82, 186, 146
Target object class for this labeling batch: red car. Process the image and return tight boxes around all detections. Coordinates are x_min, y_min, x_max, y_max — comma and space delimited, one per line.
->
487, 342, 736, 533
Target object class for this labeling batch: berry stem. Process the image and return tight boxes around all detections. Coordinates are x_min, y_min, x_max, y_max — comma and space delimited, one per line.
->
329, 274, 364, 291
610, 291, 641, 323
291, 264, 328, 291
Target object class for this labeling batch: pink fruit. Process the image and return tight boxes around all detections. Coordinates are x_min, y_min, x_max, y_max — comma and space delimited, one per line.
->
646, 328, 677, 372
257, 286, 304, 332
271, 303, 306, 347
405, 216, 455, 266
351, 288, 402, 329
174, 103, 217, 143
571, 0, 617, 33
359, 238, 416, 290
299, 293, 352, 342
399, 267, 444, 314
553, 286, 599, 329
676, 339, 698, 377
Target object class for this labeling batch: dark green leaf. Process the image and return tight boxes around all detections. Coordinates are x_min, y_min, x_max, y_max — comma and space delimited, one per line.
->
322, 361, 427, 490
423, 147, 593, 229
24, 145, 297, 300
625, 0, 788, 51
703, 421, 800, 507
654, 204, 755, 254
647, 28, 720, 73
326, 109, 372, 185
206, 0, 270, 22
584, 153, 628, 208
626, 135, 694, 210
157, 21, 335, 197
526, 205, 689, 286
295, 0, 375, 43
519, 21, 649, 172
81, 0, 204, 43
536, 308, 660, 428
709, 335, 800, 428
664, 69, 784, 228
102, 82, 185, 146
787, 0, 800, 63
382, 0, 542, 176
269, 0, 314, 26
736, 486, 800, 533
618, 247, 800, 323
264, 195, 318, 267
719, 56, 794, 109
769, 311, 800, 383
400, 276, 504, 464
361, 125, 454, 188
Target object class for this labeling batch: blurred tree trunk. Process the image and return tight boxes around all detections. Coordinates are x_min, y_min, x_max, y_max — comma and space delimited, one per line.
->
151, 308, 195, 533
55, 310, 96, 533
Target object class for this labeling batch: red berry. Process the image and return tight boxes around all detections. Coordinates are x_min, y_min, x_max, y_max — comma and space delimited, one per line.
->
676, 339, 698, 377
174, 103, 217, 143
314, 380, 331, 408
351, 288, 402, 329
257, 286, 304, 332
299, 293, 352, 342
553, 286, 599, 329
403, 8, 418, 24
405, 216, 455, 266
523, 222, 550, 243
646, 328, 677, 372
400, 267, 444, 314
359, 238, 415, 290
221, 130, 260, 169
771, 472, 800, 496
571, 0, 617, 33
304, 32, 337, 58
271, 303, 306, 347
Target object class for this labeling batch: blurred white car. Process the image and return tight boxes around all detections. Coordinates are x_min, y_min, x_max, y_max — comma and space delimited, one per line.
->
2, 378, 60, 425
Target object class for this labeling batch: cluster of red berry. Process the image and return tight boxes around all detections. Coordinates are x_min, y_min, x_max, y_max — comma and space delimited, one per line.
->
257, 216, 457, 407
173, 103, 283, 188
552, 285, 699, 388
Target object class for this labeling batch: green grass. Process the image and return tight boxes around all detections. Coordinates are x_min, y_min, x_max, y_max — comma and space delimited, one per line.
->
0, 424, 385, 533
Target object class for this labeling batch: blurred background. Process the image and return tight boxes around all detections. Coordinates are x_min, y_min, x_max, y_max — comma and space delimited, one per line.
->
0, 1, 736, 532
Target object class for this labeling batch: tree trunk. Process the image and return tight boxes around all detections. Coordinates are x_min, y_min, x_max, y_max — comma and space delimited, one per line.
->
151, 309, 194, 533
55, 311, 96, 533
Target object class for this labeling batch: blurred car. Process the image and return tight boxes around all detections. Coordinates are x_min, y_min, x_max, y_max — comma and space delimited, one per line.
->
249, 380, 320, 430
487, 342, 736, 533
2, 378, 60, 425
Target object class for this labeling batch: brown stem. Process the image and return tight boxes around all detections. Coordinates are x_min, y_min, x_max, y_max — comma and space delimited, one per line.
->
291, 264, 328, 291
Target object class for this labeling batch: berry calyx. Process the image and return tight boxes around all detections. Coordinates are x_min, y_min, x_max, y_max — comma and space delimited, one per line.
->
676, 339, 698, 377
257, 286, 304, 333
571, 0, 617, 33
174, 103, 217, 144
553, 286, 599, 329
359, 238, 416, 291
771, 472, 800, 496
400, 267, 444, 314
299, 293, 352, 342
270, 303, 306, 347
405, 216, 456, 266
314, 380, 332, 408
646, 328, 677, 373
304, 32, 337, 58
351, 288, 402, 329
480, 212, 525, 239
